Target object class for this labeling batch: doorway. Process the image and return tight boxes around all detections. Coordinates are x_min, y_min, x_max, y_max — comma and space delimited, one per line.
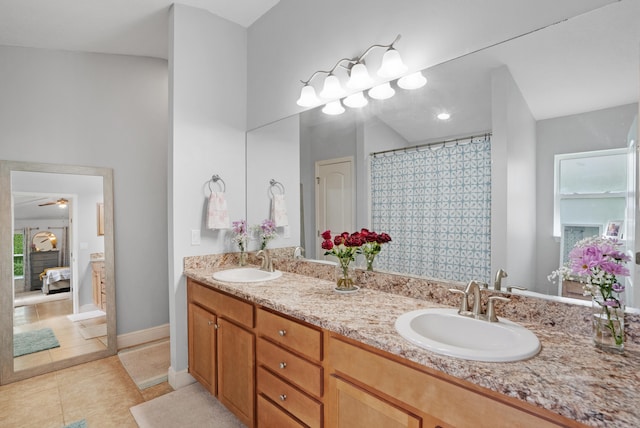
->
315, 157, 355, 260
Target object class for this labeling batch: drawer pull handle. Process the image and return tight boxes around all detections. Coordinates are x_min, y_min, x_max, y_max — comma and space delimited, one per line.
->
279, 394, 287, 401
278, 329, 287, 337
214, 323, 219, 329
279, 362, 287, 369
208, 320, 214, 326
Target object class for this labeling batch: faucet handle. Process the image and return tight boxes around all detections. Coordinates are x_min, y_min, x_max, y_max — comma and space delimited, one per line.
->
448, 288, 469, 313
486, 296, 510, 322
506, 285, 527, 293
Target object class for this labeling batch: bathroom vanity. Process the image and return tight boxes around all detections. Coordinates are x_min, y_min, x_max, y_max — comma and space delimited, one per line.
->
184, 260, 639, 428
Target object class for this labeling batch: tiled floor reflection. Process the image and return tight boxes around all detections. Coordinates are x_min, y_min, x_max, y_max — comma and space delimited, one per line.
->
13, 298, 107, 371
0, 355, 174, 427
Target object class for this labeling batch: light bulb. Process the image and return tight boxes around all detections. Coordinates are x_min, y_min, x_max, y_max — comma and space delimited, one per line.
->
377, 48, 408, 78
322, 100, 345, 115
296, 84, 320, 107
398, 72, 427, 90
319, 74, 345, 99
437, 112, 451, 120
347, 63, 374, 90
344, 92, 368, 108
368, 82, 395, 100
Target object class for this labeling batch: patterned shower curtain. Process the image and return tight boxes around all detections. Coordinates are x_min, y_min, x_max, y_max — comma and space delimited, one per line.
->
370, 136, 492, 283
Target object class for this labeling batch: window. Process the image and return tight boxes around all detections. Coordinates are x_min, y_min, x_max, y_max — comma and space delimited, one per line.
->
553, 149, 627, 239
13, 230, 24, 278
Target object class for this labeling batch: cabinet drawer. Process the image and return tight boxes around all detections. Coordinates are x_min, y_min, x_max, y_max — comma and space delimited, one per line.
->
256, 308, 322, 361
257, 337, 323, 398
187, 279, 253, 328
257, 366, 322, 428
329, 336, 565, 428
257, 394, 306, 428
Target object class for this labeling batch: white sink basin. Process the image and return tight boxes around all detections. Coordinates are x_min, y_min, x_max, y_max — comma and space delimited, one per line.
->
213, 268, 282, 283
395, 308, 541, 362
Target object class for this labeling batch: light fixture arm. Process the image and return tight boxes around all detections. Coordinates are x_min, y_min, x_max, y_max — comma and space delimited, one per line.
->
355, 34, 401, 64
300, 57, 355, 85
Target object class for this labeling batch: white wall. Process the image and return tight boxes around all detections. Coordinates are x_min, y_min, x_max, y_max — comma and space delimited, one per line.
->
491, 66, 537, 290
246, 115, 300, 250
247, 0, 613, 129
535, 103, 638, 290
0, 47, 169, 334
168, 4, 247, 386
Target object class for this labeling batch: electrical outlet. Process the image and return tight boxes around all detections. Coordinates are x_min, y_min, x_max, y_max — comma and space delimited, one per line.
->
191, 229, 201, 246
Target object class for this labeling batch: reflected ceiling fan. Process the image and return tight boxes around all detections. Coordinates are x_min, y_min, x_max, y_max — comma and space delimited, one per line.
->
38, 198, 68, 208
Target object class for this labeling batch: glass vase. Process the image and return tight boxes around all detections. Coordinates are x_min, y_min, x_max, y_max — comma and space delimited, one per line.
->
591, 291, 624, 353
238, 251, 248, 267
335, 258, 357, 292
364, 253, 376, 271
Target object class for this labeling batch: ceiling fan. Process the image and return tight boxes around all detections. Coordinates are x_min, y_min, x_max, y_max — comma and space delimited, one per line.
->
38, 198, 68, 208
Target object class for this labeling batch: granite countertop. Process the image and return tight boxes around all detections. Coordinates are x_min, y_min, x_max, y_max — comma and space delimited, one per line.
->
184, 267, 640, 428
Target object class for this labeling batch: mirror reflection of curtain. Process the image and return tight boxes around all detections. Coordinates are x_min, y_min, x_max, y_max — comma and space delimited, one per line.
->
24, 226, 32, 291
54, 226, 69, 267
370, 136, 492, 283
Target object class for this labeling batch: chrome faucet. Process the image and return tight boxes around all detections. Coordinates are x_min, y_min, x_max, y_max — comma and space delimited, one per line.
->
449, 280, 510, 322
256, 249, 274, 272
494, 269, 508, 291
293, 246, 305, 259
449, 280, 482, 317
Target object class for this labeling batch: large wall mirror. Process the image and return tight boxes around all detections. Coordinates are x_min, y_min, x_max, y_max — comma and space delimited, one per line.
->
0, 160, 116, 385
247, 2, 640, 310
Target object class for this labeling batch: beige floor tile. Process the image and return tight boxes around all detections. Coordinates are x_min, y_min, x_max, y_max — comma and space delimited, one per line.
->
140, 381, 175, 401
0, 387, 64, 428
0, 371, 57, 400
54, 355, 123, 386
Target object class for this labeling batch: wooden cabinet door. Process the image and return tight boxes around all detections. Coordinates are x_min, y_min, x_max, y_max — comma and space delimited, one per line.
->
217, 318, 255, 428
188, 303, 217, 394
329, 376, 421, 428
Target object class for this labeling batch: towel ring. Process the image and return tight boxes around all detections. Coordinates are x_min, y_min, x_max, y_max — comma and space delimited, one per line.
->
208, 174, 226, 193
269, 179, 285, 198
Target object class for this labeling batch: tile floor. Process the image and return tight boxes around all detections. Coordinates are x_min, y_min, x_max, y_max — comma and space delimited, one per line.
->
13, 296, 107, 371
0, 355, 174, 427
4, 297, 174, 427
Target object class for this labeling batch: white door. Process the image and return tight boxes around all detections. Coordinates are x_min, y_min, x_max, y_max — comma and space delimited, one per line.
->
626, 116, 638, 308
315, 157, 354, 260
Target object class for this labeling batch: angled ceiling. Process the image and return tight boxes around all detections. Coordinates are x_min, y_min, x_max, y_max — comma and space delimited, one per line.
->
0, 0, 280, 59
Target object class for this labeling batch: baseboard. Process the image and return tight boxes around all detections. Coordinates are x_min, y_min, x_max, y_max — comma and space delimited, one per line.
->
168, 366, 196, 390
116, 323, 170, 350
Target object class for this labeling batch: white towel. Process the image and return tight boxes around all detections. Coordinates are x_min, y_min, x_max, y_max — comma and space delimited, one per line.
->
270, 193, 289, 227
206, 192, 230, 230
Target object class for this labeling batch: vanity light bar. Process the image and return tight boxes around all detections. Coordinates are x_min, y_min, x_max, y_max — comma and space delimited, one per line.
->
296, 35, 427, 114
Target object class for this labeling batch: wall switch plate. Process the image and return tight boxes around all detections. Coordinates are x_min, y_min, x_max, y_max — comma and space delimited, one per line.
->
191, 229, 201, 246
283, 225, 291, 238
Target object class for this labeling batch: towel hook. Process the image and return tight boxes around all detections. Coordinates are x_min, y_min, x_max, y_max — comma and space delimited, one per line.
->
268, 179, 285, 198
208, 174, 226, 193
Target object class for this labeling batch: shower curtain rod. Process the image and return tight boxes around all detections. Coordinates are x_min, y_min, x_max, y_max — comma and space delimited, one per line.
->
371, 132, 492, 157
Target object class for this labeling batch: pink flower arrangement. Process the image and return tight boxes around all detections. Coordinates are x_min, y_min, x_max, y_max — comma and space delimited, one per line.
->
568, 236, 630, 346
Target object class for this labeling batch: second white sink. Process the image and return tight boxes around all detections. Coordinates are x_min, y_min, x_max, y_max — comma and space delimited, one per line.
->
213, 268, 282, 283
395, 308, 541, 362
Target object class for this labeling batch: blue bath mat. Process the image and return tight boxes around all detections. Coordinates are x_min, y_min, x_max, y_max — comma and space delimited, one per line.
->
63, 419, 87, 428
13, 328, 60, 357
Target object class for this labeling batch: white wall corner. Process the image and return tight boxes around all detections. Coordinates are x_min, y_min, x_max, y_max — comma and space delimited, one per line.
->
116, 323, 170, 350
168, 366, 196, 390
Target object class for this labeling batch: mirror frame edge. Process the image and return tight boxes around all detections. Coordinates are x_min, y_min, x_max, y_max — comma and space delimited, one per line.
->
0, 160, 116, 385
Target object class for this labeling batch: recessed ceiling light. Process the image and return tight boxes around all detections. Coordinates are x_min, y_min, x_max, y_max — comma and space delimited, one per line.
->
437, 112, 451, 120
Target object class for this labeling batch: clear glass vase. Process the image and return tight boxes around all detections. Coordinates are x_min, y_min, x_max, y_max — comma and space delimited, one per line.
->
238, 251, 248, 267
592, 291, 624, 353
364, 253, 376, 271
335, 258, 357, 291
